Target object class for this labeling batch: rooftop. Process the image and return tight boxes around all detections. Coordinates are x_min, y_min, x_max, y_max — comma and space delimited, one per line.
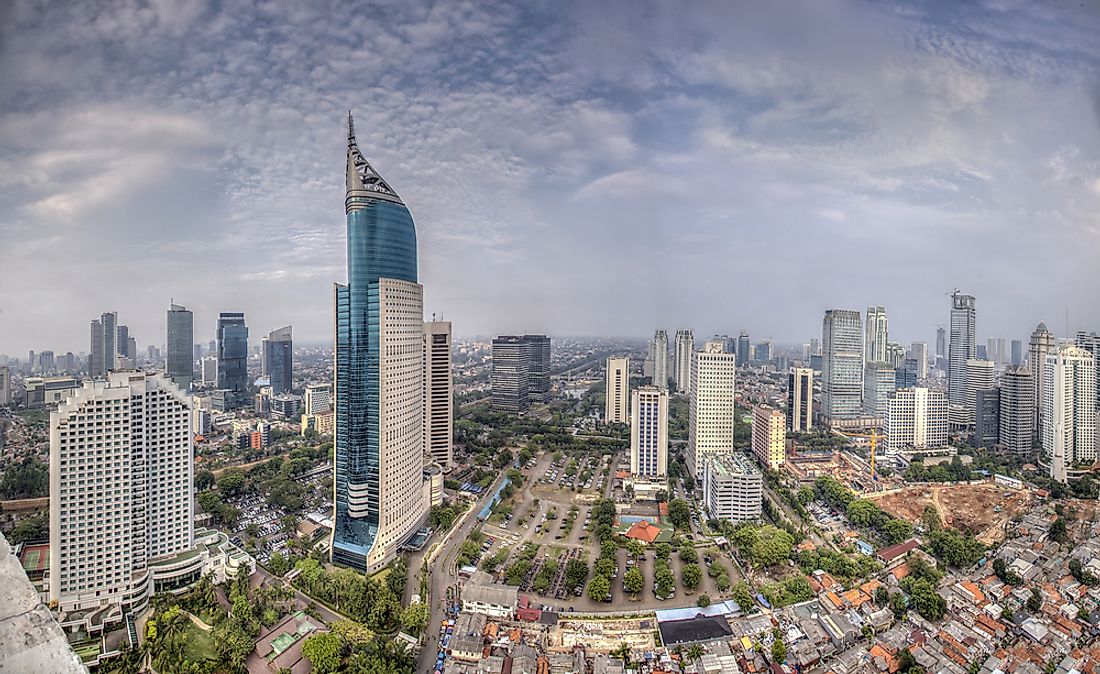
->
708, 452, 761, 477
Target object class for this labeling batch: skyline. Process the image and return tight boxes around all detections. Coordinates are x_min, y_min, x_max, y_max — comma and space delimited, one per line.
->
3, 1, 1100, 354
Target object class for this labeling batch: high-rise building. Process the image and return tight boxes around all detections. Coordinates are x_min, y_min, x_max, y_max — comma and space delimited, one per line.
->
865, 306, 888, 364
651, 329, 669, 389
1043, 345, 1097, 483
688, 341, 737, 478
884, 387, 948, 453
737, 332, 751, 367
630, 386, 668, 478
948, 291, 976, 406
998, 366, 1034, 460
674, 329, 694, 394
885, 342, 905, 369
605, 357, 629, 424
703, 453, 762, 523
863, 362, 896, 417
200, 356, 218, 385
964, 358, 995, 425
822, 310, 863, 420
976, 344, 988, 361
1029, 322, 1056, 445
1010, 339, 1023, 366
38, 350, 55, 373
332, 114, 428, 571
1076, 331, 1100, 406
754, 340, 771, 364
910, 342, 928, 379
751, 406, 785, 470
304, 382, 333, 415
261, 326, 293, 394
491, 336, 530, 413
116, 324, 131, 360
216, 312, 249, 407
895, 359, 918, 390
986, 339, 997, 367
973, 389, 1000, 448
522, 335, 551, 401
166, 303, 194, 388
50, 372, 206, 618
996, 338, 1006, 366
787, 367, 813, 432
423, 321, 453, 469
0, 366, 10, 407
89, 312, 118, 376
935, 325, 946, 360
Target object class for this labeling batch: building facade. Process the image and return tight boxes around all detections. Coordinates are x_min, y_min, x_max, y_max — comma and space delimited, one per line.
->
262, 325, 293, 395
973, 388, 1000, 448
0, 366, 10, 407
964, 358, 995, 425
166, 303, 194, 388
862, 362, 896, 418
332, 114, 428, 571
1042, 345, 1097, 483
216, 312, 249, 408
491, 336, 530, 412
703, 453, 762, 523
630, 386, 668, 478
1029, 322, 1056, 445
751, 406, 785, 470
948, 291, 976, 406
865, 306, 888, 365
688, 341, 737, 478
787, 367, 813, 432
304, 383, 332, 415
522, 335, 551, 401
89, 312, 117, 377
651, 329, 669, 389
674, 329, 694, 394
605, 357, 629, 424
822, 310, 864, 419
737, 332, 751, 367
998, 365, 1034, 460
423, 321, 453, 469
910, 341, 928, 379
884, 387, 948, 453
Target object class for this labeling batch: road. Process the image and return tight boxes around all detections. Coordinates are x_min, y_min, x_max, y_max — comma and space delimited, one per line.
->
762, 483, 831, 550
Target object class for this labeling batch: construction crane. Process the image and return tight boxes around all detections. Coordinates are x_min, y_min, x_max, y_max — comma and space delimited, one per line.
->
842, 429, 881, 490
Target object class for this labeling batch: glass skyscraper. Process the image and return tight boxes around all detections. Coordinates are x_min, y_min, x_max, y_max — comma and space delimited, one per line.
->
332, 114, 427, 571
166, 303, 194, 388
262, 325, 293, 394
216, 312, 249, 408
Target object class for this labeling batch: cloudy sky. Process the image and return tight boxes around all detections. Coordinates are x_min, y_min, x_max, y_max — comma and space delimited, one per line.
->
2, 0, 1100, 356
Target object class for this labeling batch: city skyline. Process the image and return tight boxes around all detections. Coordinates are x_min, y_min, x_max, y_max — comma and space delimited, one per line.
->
4, 1, 1100, 353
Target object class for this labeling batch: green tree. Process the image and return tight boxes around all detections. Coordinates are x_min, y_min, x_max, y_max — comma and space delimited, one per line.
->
623, 567, 644, 596
749, 526, 794, 568
216, 470, 246, 496
731, 581, 753, 612
194, 469, 215, 491
667, 499, 692, 530
400, 602, 429, 636
626, 539, 646, 559
898, 648, 917, 672
881, 518, 914, 544
655, 543, 672, 561
1050, 517, 1069, 543
1026, 588, 1042, 613
654, 566, 676, 598
681, 563, 702, 591
564, 559, 589, 591
771, 637, 786, 663
302, 632, 342, 674
587, 575, 611, 602
906, 578, 946, 621
697, 593, 711, 607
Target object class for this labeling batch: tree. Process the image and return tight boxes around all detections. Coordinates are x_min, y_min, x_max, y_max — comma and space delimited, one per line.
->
731, 581, 753, 612
624, 567, 644, 596
906, 578, 946, 621
626, 539, 646, 559
697, 594, 712, 607
846, 499, 882, 528
881, 519, 914, 544
588, 575, 611, 602
1026, 588, 1042, 613
681, 563, 702, 591
668, 499, 692, 530
771, 637, 786, 663
194, 469, 215, 491
564, 559, 589, 591
898, 648, 917, 672
654, 566, 676, 598
655, 543, 672, 561
216, 470, 246, 496
400, 602, 429, 635
593, 557, 615, 578
302, 632, 342, 674
1050, 517, 1069, 543
874, 586, 890, 606
749, 526, 794, 568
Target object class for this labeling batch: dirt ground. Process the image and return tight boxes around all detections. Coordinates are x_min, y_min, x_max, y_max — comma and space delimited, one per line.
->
871, 482, 1034, 544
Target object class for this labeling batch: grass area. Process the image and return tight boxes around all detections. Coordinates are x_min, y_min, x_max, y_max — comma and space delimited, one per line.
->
180, 623, 217, 662
72, 641, 101, 663
548, 546, 566, 559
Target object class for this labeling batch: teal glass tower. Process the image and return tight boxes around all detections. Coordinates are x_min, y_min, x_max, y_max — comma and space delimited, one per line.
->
332, 113, 421, 570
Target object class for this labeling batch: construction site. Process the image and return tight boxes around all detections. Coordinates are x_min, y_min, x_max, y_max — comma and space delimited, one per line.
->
549, 616, 658, 652
868, 480, 1036, 544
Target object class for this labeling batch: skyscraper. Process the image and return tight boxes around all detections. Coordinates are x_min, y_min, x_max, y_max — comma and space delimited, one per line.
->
1075, 331, 1100, 407
737, 332, 751, 367
605, 357, 630, 424
674, 329, 694, 394
822, 309, 863, 420
630, 385, 668, 478
1010, 339, 1023, 366
89, 312, 118, 376
787, 367, 813, 432
863, 362, 896, 418
50, 372, 204, 617
998, 366, 1034, 460
948, 291, 976, 406
885, 342, 905, 369
304, 382, 333, 415
865, 306, 888, 364
1029, 322, 1056, 443
688, 341, 737, 478
522, 335, 551, 401
964, 358, 995, 425
703, 453, 762, 523
752, 405, 785, 470
910, 342, 928, 379
423, 321, 453, 469
1043, 345, 1097, 483
754, 340, 771, 364
262, 326, 293, 394
166, 303, 194, 388
973, 389, 1000, 448
0, 366, 10, 407
116, 324, 130, 360
935, 325, 946, 360
884, 387, 948, 453
491, 336, 530, 412
896, 359, 919, 389
332, 114, 427, 571
651, 329, 669, 389
216, 312, 249, 408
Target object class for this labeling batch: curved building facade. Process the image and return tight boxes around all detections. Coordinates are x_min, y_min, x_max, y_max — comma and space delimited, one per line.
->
333, 114, 427, 571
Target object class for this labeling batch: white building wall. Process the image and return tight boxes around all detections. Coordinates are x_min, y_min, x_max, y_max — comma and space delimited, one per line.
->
606, 357, 630, 425
688, 343, 737, 478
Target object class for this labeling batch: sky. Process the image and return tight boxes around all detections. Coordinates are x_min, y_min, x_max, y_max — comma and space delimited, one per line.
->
2, 0, 1100, 356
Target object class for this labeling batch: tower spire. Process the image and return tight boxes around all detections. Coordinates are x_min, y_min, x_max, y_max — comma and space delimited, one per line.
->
345, 109, 401, 208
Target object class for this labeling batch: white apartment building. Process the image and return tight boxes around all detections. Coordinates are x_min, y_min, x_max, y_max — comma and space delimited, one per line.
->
964, 358, 995, 425
1043, 345, 1097, 483
304, 382, 332, 415
674, 329, 694, 395
423, 320, 454, 469
688, 341, 737, 479
884, 387, 948, 453
630, 385, 668, 477
751, 406, 785, 470
606, 357, 630, 425
703, 453, 762, 523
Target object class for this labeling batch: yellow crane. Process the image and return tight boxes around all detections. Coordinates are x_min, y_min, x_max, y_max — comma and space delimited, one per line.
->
842, 429, 881, 490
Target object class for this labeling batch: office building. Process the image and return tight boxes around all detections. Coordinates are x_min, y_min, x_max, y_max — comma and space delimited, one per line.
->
964, 358, 995, 425
1029, 322, 1056, 444
166, 304, 194, 388
261, 326, 293, 394
491, 336, 530, 412
630, 386, 668, 478
865, 306, 888, 364
822, 309, 863, 420
998, 366, 1034, 460
304, 383, 332, 415
522, 335, 551, 401
332, 115, 428, 571
650, 329, 669, 389
884, 387, 948, 453
216, 312, 249, 408
0, 366, 9, 407
423, 321, 453, 469
688, 341, 737, 478
116, 325, 136, 364
23, 376, 80, 408
910, 342, 928, 379
787, 367, 813, 432
948, 291, 976, 406
1043, 345, 1097, 483
976, 344, 988, 361
1010, 339, 1023, 366
200, 356, 218, 385
884, 342, 904, 369
863, 362, 896, 418
895, 358, 918, 390
703, 453, 762, 523
674, 329, 694, 394
973, 389, 1000, 448
935, 325, 946, 360
50, 372, 206, 621
737, 332, 751, 367
1076, 331, 1100, 403
751, 406, 785, 470
89, 312, 118, 376
605, 357, 629, 424
754, 340, 771, 364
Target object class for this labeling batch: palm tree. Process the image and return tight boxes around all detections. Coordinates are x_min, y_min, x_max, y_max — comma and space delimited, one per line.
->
687, 644, 704, 663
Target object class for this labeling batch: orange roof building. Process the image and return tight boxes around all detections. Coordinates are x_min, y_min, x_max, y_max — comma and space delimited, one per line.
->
624, 520, 663, 543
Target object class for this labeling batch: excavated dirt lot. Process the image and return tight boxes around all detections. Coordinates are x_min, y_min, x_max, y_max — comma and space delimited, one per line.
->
872, 482, 1034, 544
